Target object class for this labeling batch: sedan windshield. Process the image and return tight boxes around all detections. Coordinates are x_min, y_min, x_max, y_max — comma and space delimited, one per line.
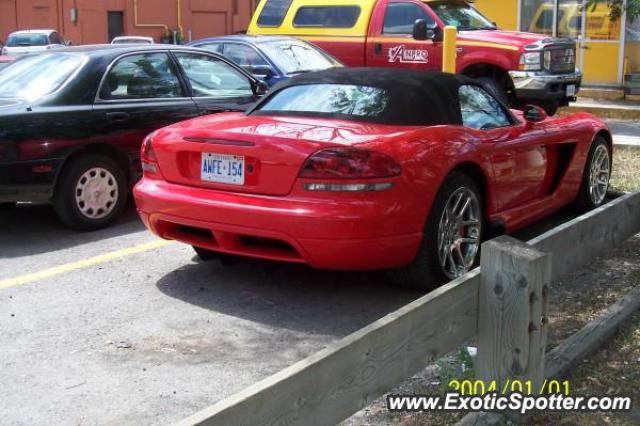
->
259, 40, 340, 75
428, 1, 497, 30
7, 33, 49, 47
0, 53, 84, 100
255, 84, 390, 119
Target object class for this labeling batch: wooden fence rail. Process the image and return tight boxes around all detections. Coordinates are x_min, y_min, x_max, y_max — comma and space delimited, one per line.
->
178, 192, 640, 426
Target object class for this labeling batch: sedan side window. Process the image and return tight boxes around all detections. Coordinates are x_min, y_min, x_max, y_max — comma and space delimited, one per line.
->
100, 53, 184, 100
49, 32, 63, 45
223, 43, 269, 68
198, 42, 222, 53
459, 85, 511, 130
175, 53, 254, 97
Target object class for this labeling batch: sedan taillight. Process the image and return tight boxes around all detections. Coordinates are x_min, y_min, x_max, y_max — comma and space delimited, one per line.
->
299, 147, 400, 192
141, 133, 159, 176
300, 147, 401, 179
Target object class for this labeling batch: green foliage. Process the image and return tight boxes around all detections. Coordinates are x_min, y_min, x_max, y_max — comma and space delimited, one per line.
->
585, 0, 640, 22
436, 346, 476, 394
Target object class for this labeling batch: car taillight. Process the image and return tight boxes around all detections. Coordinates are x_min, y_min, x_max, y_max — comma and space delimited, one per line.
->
141, 133, 159, 176
299, 147, 400, 192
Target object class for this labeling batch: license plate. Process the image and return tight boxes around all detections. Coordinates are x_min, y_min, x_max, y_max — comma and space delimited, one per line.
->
566, 84, 576, 97
201, 153, 244, 185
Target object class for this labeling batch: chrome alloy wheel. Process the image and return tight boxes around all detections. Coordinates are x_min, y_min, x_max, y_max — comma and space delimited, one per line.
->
437, 187, 482, 280
75, 167, 118, 220
589, 144, 610, 206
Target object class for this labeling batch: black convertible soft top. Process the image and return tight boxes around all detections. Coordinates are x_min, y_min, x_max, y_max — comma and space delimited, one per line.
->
248, 67, 482, 126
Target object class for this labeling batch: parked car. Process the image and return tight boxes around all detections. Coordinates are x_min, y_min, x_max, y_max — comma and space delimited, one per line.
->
1, 29, 68, 56
0, 45, 266, 230
111, 36, 155, 45
247, 0, 582, 115
134, 68, 612, 289
188, 35, 342, 86
0, 55, 15, 72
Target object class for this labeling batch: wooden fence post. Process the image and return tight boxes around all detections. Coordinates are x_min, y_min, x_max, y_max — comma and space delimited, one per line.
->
477, 235, 551, 398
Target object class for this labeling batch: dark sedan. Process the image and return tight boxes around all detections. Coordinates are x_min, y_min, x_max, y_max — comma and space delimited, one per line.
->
0, 44, 266, 230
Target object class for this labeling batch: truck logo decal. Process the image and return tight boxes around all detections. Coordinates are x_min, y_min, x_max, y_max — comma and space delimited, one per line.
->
388, 45, 429, 64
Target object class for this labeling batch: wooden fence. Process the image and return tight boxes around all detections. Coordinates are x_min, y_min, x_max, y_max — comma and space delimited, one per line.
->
177, 192, 640, 426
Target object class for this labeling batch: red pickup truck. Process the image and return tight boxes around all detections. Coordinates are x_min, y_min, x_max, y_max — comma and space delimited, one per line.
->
248, 0, 581, 115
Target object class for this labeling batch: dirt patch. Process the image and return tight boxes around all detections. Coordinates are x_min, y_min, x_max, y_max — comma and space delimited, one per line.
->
610, 146, 640, 193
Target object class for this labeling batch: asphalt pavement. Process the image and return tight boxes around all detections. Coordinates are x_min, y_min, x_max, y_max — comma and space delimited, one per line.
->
607, 119, 640, 146
0, 203, 420, 425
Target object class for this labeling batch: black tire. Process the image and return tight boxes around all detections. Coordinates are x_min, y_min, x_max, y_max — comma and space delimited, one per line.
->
389, 172, 484, 291
193, 246, 238, 265
53, 153, 127, 231
476, 77, 509, 106
541, 100, 559, 116
574, 136, 611, 212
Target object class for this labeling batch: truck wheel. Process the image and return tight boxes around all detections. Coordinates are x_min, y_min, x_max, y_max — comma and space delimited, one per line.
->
476, 77, 508, 105
390, 172, 483, 290
541, 101, 559, 116
53, 153, 128, 231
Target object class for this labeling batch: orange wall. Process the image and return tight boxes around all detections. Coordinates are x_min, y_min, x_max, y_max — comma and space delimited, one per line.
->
0, 0, 257, 44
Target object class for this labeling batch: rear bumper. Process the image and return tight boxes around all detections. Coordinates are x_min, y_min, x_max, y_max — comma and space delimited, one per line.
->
509, 69, 582, 103
134, 178, 423, 270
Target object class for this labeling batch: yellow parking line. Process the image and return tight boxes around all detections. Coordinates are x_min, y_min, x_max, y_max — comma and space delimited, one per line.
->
0, 239, 173, 290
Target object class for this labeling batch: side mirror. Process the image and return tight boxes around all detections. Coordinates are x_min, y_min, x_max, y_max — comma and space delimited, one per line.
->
250, 64, 274, 79
253, 80, 268, 96
523, 104, 547, 123
413, 19, 428, 41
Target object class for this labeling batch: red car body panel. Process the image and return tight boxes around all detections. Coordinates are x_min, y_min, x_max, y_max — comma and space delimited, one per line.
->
134, 109, 609, 270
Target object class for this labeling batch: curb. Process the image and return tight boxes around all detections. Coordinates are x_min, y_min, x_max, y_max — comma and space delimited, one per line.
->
561, 103, 640, 120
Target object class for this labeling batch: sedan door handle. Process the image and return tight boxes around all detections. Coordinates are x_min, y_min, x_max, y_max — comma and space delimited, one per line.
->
374, 43, 382, 55
106, 112, 130, 122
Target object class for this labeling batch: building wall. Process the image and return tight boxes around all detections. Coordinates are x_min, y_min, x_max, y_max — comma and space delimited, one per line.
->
0, 0, 257, 44
474, 0, 519, 31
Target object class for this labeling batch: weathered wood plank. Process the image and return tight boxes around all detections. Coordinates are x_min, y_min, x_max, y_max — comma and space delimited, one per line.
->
177, 271, 480, 426
528, 192, 640, 281
546, 286, 640, 379
477, 236, 551, 394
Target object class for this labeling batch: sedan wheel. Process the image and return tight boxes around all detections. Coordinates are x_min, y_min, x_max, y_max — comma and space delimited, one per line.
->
75, 167, 119, 220
54, 154, 127, 231
437, 187, 482, 280
588, 144, 610, 206
390, 172, 483, 290
574, 136, 611, 212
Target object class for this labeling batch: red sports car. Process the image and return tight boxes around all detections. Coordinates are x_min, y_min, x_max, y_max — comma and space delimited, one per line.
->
134, 68, 612, 289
